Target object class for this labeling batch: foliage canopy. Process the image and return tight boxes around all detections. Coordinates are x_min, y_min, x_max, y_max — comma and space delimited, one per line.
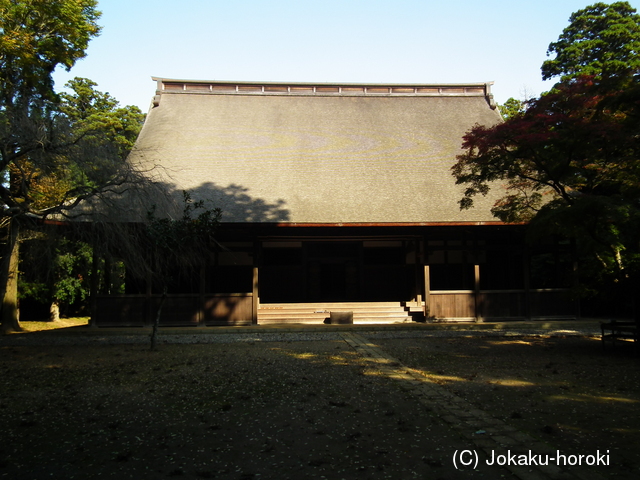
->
454, 2, 640, 297
0, 1, 137, 227
2, 77, 146, 220
541, 1, 640, 81
453, 76, 640, 279
0, 1, 148, 331
0, 0, 101, 105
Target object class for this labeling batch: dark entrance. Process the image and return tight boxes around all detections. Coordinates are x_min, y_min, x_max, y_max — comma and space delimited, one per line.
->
259, 239, 413, 303
307, 242, 360, 301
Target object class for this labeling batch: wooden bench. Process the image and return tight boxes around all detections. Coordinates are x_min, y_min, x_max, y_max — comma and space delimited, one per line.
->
601, 319, 639, 350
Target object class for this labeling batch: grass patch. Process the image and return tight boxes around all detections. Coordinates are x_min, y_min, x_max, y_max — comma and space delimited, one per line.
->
19, 317, 89, 332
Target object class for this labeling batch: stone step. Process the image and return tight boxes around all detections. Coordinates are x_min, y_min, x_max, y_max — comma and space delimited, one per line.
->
257, 302, 418, 324
261, 302, 405, 308
258, 316, 413, 325
260, 302, 411, 311
258, 308, 407, 317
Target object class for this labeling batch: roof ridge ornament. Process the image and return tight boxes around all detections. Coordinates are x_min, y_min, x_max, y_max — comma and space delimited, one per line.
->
151, 77, 496, 101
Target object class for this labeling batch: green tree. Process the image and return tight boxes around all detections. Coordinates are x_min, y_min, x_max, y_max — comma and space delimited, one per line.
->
0, 2, 145, 333
453, 76, 640, 297
20, 235, 93, 321
498, 97, 526, 120
0, 0, 101, 105
13, 78, 145, 215
59, 77, 144, 159
541, 1, 640, 81
18, 78, 145, 324
143, 192, 221, 350
454, 2, 640, 310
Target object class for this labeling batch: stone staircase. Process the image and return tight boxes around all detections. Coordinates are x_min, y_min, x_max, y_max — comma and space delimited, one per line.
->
257, 302, 422, 325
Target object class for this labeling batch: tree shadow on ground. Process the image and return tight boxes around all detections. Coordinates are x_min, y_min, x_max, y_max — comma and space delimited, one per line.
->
376, 334, 640, 477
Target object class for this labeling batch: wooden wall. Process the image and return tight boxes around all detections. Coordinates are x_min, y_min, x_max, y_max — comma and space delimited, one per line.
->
427, 291, 476, 321
428, 289, 575, 321
94, 293, 254, 327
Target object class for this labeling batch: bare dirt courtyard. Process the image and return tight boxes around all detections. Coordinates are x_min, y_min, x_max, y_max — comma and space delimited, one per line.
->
0, 327, 638, 479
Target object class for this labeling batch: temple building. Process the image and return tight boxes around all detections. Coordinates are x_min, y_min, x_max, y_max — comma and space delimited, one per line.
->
94, 78, 576, 326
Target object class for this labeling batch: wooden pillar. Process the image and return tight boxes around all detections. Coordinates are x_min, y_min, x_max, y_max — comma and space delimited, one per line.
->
571, 238, 580, 320
523, 248, 531, 320
414, 239, 422, 305
474, 264, 482, 322
89, 246, 100, 327
145, 271, 153, 326
198, 265, 206, 326
252, 266, 259, 325
423, 265, 431, 319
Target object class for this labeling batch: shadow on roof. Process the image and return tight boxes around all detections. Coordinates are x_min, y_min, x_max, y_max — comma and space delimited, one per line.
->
154, 181, 291, 223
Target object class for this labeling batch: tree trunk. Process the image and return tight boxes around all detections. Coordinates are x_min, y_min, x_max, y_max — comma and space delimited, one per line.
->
1, 220, 21, 333
150, 287, 167, 351
103, 256, 111, 294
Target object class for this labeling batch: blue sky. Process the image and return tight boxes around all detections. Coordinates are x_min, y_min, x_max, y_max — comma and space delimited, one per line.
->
53, 0, 640, 112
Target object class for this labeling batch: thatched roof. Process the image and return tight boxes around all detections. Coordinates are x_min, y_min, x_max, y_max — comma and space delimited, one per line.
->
129, 79, 504, 224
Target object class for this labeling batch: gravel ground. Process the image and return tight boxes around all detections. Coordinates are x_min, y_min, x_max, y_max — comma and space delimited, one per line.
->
2, 322, 634, 480
1, 339, 515, 480
377, 333, 640, 479
0, 323, 603, 346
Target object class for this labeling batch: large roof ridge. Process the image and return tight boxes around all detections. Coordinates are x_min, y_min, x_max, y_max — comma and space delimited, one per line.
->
150, 77, 497, 107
